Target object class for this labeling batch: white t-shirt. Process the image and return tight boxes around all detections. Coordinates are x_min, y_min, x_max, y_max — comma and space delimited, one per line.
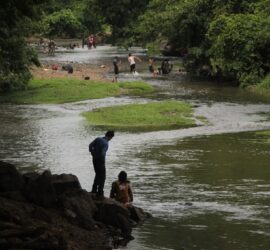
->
128, 56, 136, 65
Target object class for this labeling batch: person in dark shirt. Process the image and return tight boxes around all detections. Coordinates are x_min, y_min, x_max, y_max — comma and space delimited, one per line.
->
159, 59, 173, 74
89, 130, 114, 197
112, 56, 121, 82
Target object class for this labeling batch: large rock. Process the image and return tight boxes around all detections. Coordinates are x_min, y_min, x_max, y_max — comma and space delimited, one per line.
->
52, 173, 81, 195
58, 189, 97, 230
130, 206, 152, 224
95, 199, 133, 238
0, 161, 24, 192
0, 196, 111, 250
23, 170, 57, 207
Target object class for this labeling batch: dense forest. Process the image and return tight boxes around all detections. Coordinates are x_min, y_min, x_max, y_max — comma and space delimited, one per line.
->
1, 0, 270, 91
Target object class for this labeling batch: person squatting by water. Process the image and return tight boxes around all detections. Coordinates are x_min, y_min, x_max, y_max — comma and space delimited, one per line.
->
89, 130, 115, 198
128, 53, 142, 75
110, 171, 140, 232
110, 171, 133, 206
112, 56, 121, 82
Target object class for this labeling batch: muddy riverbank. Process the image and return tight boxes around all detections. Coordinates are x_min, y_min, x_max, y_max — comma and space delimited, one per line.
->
31, 62, 110, 82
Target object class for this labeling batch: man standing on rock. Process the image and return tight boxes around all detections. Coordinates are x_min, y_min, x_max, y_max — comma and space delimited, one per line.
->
89, 130, 114, 198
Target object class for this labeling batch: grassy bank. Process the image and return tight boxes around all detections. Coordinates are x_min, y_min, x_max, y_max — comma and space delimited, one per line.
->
256, 130, 270, 143
247, 75, 270, 99
0, 78, 155, 104
83, 101, 196, 131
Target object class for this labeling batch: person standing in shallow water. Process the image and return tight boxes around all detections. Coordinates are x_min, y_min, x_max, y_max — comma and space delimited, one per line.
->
128, 53, 142, 74
89, 130, 115, 198
112, 56, 121, 82
148, 57, 157, 77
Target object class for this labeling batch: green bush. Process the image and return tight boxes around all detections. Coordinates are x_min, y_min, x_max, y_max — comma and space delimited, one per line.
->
42, 9, 84, 38
257, 74, 270, 90
207, 14, 270, 86
0, 37, 39, 92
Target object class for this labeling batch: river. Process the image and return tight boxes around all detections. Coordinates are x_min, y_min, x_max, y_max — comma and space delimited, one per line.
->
1, 46, 270, 250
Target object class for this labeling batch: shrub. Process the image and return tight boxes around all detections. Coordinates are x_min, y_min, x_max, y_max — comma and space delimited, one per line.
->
42, 9, 84, 38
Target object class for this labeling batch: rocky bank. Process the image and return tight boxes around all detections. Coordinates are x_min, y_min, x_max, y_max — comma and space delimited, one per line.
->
0, 161, 151, 250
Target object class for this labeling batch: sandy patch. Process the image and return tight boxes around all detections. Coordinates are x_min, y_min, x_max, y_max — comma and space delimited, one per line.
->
31, 62, 111, 81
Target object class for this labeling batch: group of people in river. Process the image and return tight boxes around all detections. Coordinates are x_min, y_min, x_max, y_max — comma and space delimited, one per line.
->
84, 34, 97, 49
37, 38, 56, 55
112, 53, 174, 82
89, 130, 133, 208
37, 33, 98, 56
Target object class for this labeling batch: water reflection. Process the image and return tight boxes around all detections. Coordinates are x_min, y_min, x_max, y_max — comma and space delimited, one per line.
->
127, 132, 270, 250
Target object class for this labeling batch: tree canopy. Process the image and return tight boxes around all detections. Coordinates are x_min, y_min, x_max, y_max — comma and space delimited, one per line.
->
0, 1, 45, 91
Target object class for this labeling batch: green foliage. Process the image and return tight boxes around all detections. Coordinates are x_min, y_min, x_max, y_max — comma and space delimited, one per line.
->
39, 0, 107, 37
119, 81, 155, 95
42, 9, 84, 38
80, 0, 104, 34
257, 74, 270, 89
145, 42, 161, 55
91, 0, 149, 43
0, 1, 45, 92
136, 0, 179, 43
133, 0, 270, 86
83, 101, 196, 131
0, 39, 39, 91
207, 14, 270, 86
256, 130, 270, 143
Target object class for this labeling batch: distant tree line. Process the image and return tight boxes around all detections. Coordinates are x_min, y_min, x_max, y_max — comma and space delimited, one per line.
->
1, 0, 270, 92
132, 0, 270, 87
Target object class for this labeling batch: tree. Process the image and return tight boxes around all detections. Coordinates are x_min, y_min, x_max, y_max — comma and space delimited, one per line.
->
208, 14, 270, 85
42, 9, 84, 38
81, 0, 104, 35
91, 0, 149, 43
134, 0, 268, 84
0, 0, 46, 92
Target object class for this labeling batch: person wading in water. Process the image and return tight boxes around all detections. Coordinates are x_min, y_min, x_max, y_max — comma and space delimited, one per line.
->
128, 53, 142, 75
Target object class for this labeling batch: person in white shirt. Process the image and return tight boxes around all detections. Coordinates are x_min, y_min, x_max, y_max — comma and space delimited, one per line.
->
128, 53, 142, 74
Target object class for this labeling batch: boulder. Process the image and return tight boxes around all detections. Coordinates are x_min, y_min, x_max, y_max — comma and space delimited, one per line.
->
129, 206, 152, 225
95, 199, 133, 238
52, 173, 81, 195
58, 189, 97, 230
0, 161, 24, 192
23, 170, 57, 207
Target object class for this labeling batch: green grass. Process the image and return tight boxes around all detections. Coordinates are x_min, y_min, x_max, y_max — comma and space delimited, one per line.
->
256, 130, 270, 136
0, 78, 155, 104
255, 130, 270, 143
83, 101, 196, 131
252, 74, 270, 98
257, 75, 270, 90
146, 42, 161, 56
118, 82, 155, 95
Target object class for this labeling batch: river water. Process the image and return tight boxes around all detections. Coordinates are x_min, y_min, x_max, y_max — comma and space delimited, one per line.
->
1, 46, 270, 250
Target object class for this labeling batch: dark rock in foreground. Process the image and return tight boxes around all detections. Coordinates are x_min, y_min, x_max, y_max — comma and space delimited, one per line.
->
0, 161, 151, 250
